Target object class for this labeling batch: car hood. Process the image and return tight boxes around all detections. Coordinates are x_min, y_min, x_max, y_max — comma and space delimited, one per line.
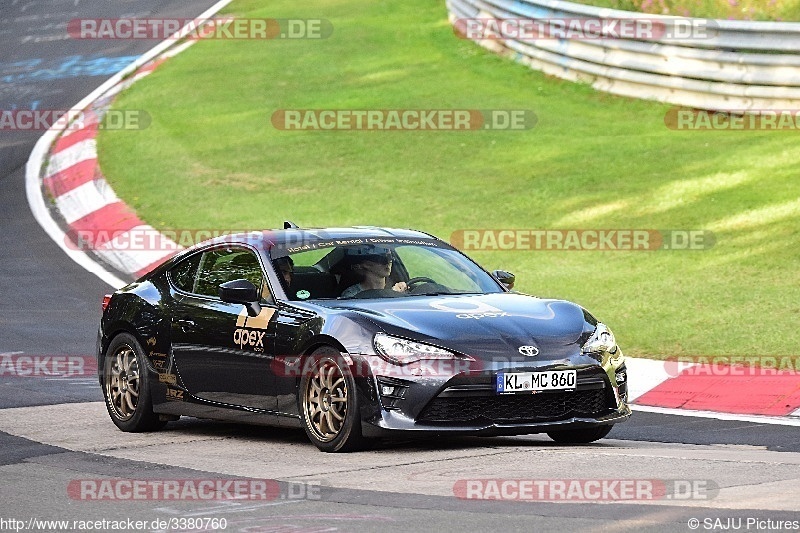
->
316, 293, 596, 361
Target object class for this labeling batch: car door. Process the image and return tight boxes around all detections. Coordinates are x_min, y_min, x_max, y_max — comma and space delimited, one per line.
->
169, 245, 278, 412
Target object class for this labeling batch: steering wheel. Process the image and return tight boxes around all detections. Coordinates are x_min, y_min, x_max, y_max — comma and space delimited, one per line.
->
406, 277, 437, 290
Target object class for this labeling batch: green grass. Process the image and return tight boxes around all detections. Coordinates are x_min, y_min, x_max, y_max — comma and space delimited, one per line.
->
98, 0, 800, 358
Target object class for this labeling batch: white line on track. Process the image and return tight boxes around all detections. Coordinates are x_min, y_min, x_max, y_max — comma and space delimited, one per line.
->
24, 0, 234, 289
632, 404, 800, 427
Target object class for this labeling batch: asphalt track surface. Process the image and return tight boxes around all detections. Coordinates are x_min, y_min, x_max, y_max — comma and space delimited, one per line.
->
1, 2, 799, 532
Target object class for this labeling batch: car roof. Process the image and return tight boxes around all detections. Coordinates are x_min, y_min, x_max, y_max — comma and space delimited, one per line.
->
205, 226, 437, 249
144, 226, 441, 280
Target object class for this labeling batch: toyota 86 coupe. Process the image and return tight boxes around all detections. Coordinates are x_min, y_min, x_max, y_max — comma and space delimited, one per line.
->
97, 224, 630, 452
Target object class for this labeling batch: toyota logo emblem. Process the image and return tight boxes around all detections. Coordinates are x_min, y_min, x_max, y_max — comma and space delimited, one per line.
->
518, 345, 539, 357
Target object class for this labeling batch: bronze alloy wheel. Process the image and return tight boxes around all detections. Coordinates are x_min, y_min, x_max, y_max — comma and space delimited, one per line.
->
102, 333, 165, 432
303, 357, 349, 442
106, 343, 140, 421
299, 348, 366, 452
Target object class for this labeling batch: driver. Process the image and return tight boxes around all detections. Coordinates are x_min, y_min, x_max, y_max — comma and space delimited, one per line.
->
340, 245, 408, 298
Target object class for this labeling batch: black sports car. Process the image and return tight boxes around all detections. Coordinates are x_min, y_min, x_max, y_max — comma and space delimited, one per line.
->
97, 225, 630, 452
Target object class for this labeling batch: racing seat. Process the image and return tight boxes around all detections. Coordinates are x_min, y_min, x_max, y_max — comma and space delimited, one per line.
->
289, 271, 339, 299
335, 269, 362, 297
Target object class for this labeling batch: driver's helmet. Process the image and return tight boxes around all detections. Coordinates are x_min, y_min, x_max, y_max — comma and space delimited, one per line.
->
343, 244, 393, 265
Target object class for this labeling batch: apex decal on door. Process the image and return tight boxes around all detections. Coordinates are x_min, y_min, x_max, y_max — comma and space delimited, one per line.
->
236, 307, 274, 329
233, 307, 275, 351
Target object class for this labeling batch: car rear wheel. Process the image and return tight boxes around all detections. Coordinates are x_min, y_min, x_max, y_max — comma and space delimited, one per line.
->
299, 347, 366, 452
102, 333, 165, 432
547, 425, 613, 444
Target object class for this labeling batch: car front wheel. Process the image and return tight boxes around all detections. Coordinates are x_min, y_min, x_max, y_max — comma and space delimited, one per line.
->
547, 425, 613, 444
102, 333, 165, 432
299, 347, 366, 452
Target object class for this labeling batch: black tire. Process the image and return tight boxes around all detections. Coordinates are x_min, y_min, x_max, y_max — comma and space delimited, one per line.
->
101, 333, 166, 432
299, 347, 367, 452
547, 425, 613, 444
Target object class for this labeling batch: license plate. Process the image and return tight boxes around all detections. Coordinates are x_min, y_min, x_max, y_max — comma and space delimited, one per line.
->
496, 370, 577, 394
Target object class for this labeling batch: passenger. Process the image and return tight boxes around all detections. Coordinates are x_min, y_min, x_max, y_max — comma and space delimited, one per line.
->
273, 256, 294, 286
339, 246, 407, 298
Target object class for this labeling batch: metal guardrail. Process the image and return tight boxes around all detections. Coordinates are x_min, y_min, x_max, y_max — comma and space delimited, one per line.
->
447, 0, 800, 110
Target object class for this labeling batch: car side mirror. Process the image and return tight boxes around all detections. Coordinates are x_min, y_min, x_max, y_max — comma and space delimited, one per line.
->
219, 279, 262, 317
492, 270, 515, 290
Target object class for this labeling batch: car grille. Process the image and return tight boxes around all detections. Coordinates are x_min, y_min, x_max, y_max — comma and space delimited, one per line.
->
417, 389, 609, 423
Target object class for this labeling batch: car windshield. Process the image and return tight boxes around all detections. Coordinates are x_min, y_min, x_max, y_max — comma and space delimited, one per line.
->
273, 238, 503, 301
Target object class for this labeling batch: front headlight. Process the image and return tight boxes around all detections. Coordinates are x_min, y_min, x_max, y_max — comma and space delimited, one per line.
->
581, 323, 617, 355
373, 333, 457, 365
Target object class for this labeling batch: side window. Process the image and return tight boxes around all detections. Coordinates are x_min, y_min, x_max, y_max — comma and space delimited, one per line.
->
194, 248, 265, 298
169, 253, 202, 293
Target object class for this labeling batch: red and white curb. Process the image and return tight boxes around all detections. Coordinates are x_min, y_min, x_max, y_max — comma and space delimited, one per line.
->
42, 57, 183, 281
25, 0, 233, 289
23, 1, 800, 426
627, 358, 800, 424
